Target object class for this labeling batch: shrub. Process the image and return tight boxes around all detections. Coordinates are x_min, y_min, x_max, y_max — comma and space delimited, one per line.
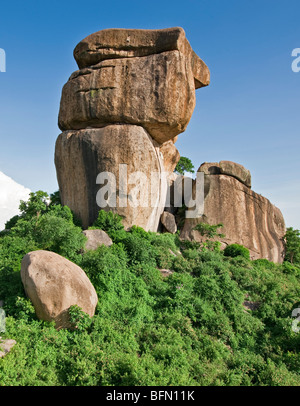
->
91, 210, 124, 233
224, 244, 250, 259
0, 192, 300, 386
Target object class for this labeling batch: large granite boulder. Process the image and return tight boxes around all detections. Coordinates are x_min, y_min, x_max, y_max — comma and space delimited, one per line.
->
180, 164, 286, 263
21, 251, 98, 329
73, 27, 210, 89
59, 50, 197, 144
55, 125, 167, 231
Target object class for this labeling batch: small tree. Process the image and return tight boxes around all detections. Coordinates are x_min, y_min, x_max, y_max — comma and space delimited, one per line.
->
19, 191, 49, 219
193, 222, 224, 251
284, 227, 300, 264
175, 157, 195, 176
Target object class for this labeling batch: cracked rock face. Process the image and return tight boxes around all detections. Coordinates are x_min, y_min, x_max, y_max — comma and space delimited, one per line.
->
180, 166, 286, 263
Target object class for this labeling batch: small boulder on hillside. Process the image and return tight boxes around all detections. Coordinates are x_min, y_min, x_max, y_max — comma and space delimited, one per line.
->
83, 229, 113, 250
21, 250, 98, 329
161, 211, 177, 234
0, 338, 16, 358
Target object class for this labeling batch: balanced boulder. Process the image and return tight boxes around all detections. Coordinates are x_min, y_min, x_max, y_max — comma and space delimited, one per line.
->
21, 251, 98, 329
73, 27, 210, 88
59, 50, 197, 144
55, 27, 209, 230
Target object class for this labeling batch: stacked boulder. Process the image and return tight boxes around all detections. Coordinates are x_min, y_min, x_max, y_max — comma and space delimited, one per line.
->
180, 161, 286, 263
55, 27, 210, 230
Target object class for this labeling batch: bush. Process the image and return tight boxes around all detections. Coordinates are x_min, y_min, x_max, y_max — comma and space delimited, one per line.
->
0, 191, 300, 386
224, 244, 250, 260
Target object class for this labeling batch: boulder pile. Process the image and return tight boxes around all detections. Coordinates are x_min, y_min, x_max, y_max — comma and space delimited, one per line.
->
55, 27, 210, 230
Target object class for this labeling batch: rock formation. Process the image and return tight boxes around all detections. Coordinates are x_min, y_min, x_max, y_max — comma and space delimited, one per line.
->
55, 27, 209, 230
21, 251, 98, 329
180, 162, 286, 263
55, 27, 286, 263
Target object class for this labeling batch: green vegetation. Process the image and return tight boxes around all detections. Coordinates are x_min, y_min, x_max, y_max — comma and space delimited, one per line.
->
0, 194, 299, 386
284, 227, 300, 264
175, 156, 195, 175
224, 244, 250, 260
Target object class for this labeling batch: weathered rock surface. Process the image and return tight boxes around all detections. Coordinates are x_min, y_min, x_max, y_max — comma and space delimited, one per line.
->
0, 338, 16, 358
198, 161, 251, 188
55, 125, 167, 231
59, 50, 196, 144
73, 27, 210, 89
180, 171, 286, 263
198, 162, 221, 175
83, 229, 113, 250
21, 251, 98, 329
219, 161, 251, 188
161, 211, 177, 234
159, 140, 180, 174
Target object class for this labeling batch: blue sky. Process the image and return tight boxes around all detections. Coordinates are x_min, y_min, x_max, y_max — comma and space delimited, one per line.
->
0, 0, 299, 227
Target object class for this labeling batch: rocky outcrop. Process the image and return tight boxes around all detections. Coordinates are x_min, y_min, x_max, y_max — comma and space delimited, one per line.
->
55, 27, 209, 230
83, 229, 113, 250
21, 251, 98, 329
180, 163, 286, 263
54, 27, 286, 263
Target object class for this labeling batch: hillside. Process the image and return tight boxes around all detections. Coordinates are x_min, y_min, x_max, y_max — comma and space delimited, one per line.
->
0, 192, 299, 386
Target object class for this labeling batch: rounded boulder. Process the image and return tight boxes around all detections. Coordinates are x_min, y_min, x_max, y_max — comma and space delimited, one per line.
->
21, 250, 98, 329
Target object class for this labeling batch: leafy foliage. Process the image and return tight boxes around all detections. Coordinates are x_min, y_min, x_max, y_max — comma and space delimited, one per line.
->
224, 244, 250, 260
0, 195, 299, 386
175, 157, 195, 175
284, 227, 300, 264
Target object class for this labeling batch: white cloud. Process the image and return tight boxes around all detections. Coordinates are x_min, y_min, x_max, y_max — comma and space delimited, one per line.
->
0, 172, 31, 231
